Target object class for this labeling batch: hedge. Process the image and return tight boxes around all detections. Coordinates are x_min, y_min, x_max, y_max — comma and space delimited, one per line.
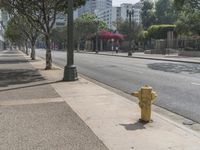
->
147, 24, 176, 39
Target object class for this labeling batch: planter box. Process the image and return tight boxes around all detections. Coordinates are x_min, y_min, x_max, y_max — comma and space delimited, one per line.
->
179, 51, 200, 57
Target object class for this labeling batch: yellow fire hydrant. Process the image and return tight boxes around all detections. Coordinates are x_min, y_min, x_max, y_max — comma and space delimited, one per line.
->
132, 85, 157, 123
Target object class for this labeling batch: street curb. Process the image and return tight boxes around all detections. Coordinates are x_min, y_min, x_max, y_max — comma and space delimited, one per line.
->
76, 51, 200, 64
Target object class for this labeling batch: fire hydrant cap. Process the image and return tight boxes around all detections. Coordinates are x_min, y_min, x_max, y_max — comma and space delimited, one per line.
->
132, 91, 139, 97
151, 91, 157, 100
142, 85, 152, 90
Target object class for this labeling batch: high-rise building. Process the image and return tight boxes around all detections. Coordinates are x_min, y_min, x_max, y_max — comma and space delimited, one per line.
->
96, 0, 112, 10
74, 0, 112, 19
94, 0, 112, 29
111, 7, 122, 30
74, 0, 98, 19
111, 2, 143, 30
95, 8, 112, 29
120, 3, 134, 21
54, 13, 67, 28
0, 10, 9, 27
74, 1, 142, 30
133, 2, 143, 24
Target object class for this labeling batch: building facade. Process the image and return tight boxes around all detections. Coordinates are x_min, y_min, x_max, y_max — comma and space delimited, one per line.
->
74, 1, 142, 30
94, 0, 112, 28
96, 0, 112, 10
54, 13, 67, 28
111, 2, 142, 30
132, 2, 143, 24
74, 0, 112, 19
95, 8, 112, 29
74, 0, 98, 19
120, 3, 134, 21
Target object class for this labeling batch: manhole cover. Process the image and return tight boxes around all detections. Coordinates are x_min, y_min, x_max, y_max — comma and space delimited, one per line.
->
183, 120, 195, 125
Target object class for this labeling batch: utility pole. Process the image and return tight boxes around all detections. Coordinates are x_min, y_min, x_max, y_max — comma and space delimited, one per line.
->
127, 9, 134, 56
63, 0, 78, 81
95, 20, 100, 54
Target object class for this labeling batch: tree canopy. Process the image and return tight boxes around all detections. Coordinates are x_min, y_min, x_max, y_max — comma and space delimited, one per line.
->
174, 0, 200, 10
0, 0, 85, 69
4, 17, 23, 44
74, 13, 107, 45
140, 0, 156, 29
155, 0, 177, 24
147, 24, 176, 39
117, 19, 143, 42
5, 15, 39, 59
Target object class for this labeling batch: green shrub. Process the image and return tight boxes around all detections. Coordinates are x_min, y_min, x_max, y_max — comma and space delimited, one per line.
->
147, 24, 176, 39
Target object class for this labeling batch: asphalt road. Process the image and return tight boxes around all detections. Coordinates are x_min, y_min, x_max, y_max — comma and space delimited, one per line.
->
36, 49, 200, 123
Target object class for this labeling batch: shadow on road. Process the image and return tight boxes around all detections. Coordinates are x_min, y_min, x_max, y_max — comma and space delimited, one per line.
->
147, 63, 200, 74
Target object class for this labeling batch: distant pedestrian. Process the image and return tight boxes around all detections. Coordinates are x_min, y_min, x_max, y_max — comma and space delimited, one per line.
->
115, 41, 120, 53
116, 46, 119, 53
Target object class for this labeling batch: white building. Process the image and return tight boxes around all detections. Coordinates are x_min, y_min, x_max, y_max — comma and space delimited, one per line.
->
96, 0, 112, 10
54, 13, 67, 28
111, 2, 142, 30
133, 2, 143, 24
94, 0, 112, 29
74, 0, 99, 19
120, 3, 134, 21
95, 8, 112, 29
74, 1, 142, 30
74, 0, 112, 23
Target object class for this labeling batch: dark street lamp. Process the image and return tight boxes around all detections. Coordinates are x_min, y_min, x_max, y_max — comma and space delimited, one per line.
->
95, 20, 100, 54
127, 9, 134, 56
63, 0, 78, 81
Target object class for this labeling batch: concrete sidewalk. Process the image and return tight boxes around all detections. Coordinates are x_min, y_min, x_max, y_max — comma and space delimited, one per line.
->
1, 50, 200, 150
77, 51, 200, 64
0, 50, 108, 150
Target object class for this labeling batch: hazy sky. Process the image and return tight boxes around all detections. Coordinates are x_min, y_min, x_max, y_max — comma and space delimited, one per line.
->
113, 0, 140, 6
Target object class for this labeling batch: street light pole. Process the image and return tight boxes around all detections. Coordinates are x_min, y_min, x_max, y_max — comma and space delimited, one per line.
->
96, 33, 98, 54
63, 0, 78, 81
95, 20, 99, 54
127, 9, 134, 56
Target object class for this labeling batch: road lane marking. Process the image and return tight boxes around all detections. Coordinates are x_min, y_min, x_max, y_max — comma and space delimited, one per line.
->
191, 82, 200, 86
134, 71, 143, 74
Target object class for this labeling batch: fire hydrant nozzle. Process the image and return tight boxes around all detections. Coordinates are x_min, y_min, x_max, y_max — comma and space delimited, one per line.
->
132, 85, 157, 122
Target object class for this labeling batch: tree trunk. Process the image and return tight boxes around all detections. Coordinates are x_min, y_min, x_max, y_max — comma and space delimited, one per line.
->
31, 41, 36, 60
25, 42, 29, 55
45, 35, 52, 70
22, 44, 26, 53
100, 39, 103, 51
77, 40, 80, 52
18, 44, 21, 51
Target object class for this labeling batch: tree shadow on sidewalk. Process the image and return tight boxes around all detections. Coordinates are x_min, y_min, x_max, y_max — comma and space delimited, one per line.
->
0, 69, 45, 87
0, 55, 22, 57
0, 59, 28, 64
0, 80, 61, 92
147, 63, 200, 74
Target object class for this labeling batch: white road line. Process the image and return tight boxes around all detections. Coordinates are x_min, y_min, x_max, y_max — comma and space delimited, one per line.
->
191, 82, 200, 86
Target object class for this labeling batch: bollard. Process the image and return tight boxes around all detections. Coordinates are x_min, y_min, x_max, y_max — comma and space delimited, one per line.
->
132, 85, 157, 123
